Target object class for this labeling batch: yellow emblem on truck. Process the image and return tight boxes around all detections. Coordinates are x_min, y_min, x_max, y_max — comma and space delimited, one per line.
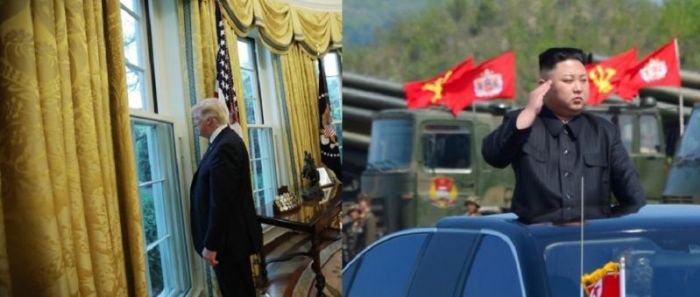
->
429, 176, 458, 208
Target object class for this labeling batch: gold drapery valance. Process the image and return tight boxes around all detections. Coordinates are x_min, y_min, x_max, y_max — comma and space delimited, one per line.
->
221, 0, 342, 57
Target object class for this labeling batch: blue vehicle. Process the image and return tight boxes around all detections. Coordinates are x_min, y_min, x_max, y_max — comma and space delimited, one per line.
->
342, 205, 700, 297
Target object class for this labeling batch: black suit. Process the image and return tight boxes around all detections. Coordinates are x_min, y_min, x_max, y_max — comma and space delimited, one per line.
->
482, 106, 645, 223
190, 126, 263, 296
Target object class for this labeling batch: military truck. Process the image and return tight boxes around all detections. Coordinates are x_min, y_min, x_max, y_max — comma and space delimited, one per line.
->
663, 103, 700, 203
361, 105, 515, 233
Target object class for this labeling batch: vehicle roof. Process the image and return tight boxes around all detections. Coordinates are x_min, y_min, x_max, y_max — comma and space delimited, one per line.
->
436, 204, 700, 240
376, 107, 505, 123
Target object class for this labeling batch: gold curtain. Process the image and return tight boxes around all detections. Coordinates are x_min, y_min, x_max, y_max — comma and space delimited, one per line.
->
0, 1, 146, 296
222, 0, 342, 57
181, 0, 250, 147
280, 44, 322, 192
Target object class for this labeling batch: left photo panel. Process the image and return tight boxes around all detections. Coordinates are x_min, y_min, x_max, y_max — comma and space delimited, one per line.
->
0, 0, 342, 296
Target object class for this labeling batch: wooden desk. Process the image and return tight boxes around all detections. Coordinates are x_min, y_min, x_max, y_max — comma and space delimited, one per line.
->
256, 185, 341, 297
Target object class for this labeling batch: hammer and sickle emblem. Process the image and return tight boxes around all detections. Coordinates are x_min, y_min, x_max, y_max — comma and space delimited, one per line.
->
589, 66, 616, 94
422, 70, 453, 103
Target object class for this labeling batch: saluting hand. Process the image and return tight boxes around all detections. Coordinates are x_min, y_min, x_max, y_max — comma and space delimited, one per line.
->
517, 80, 552, 129
202, 248, 219, 266
526, 80, 551, 115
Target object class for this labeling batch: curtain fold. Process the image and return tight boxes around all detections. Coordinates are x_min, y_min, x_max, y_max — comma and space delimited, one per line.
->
222, 0, 342, 57
280, 43, 322, 191
0, 0, 147, 295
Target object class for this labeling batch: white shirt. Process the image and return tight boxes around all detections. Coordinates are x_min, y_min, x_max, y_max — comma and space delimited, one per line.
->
209, 124, 227, 144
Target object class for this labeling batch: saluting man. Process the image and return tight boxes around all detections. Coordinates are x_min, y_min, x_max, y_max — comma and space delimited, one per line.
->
482, 48, 645, 224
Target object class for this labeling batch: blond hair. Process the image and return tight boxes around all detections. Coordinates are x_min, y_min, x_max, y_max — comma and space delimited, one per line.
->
192, 98, 228, 126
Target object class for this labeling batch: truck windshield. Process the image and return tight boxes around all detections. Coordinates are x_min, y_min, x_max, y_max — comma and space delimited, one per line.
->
422, 124, 471, 171
367, 118, 414, 170
542, 228, 700, 297
595, 112, 634, 153
677, 108, 700, 159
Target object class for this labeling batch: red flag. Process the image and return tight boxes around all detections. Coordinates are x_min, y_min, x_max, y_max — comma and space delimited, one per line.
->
441, 52, 516, 116
404, 57, 473, 109
617, 39, 681, 100
587, 274, 620, 297
586, 48, 638, 105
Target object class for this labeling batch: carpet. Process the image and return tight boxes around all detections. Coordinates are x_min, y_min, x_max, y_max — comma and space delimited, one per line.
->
291, 239, 342, 297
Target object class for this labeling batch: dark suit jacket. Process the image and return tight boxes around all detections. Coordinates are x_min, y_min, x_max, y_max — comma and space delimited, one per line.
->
482, 107, 645, 223
190, 127, 263, 263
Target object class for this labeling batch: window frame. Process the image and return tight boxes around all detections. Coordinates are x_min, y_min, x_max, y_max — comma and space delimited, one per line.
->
130, 113, 192, 297
121, 0, 156, 112
236, 36, 280, 212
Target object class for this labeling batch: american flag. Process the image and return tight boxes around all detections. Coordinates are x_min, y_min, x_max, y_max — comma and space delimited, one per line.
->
323, 126, 336, 138
215, 4, 239, 124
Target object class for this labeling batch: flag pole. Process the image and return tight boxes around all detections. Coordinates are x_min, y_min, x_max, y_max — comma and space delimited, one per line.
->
579, 176, 585, 297
675, 38, 684, 136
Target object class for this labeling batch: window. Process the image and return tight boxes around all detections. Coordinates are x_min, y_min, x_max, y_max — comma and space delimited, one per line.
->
598, 113, 634, 152
422, 124, 471, 173
463, 235, 524, 297
121, 1, 190, 295
237, 38, 277, 208
367, 118, 414, 170
120, 0, 153, 111
322, 52, 343, 151
131, 118, 190, 296
345, 233, 430, 297
640, 115, 661, 154
678, 108, 700, 158
409, 231, 477, 297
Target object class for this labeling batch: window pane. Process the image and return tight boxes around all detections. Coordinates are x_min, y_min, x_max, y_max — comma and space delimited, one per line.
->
367, 119, 414, 170
463, 236, 522, 297
348, 233, 429, 297
251, 128, 261, 159
678, 108, 700, 158
323, 53, 339, 76
148, 246, 164, 295
423, 131, 471, 169
242, 70, 259, 125
640, 115, 660, 154
237, 40, 253, 69
133, 125, 152, 182
255, 161, 264, 190
327, 77, 342, 121
126, 67, 146, 109
139, 185, 158, 244
120, 0, 138, 15
600, 113, 633, 153
121, 10, 142, 67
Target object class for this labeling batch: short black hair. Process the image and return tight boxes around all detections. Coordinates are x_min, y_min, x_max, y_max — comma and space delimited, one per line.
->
538, 47, 588, 73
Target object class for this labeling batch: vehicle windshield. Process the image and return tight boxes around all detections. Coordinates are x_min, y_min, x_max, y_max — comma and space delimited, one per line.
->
367, 118, 414, 170
541, 228, 700, 297
594, 112, 634, 153
422, 124, 471, 172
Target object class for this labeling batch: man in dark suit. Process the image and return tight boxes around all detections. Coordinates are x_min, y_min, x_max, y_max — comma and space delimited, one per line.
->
190, 98, 263, 296
482, 48, 645, 224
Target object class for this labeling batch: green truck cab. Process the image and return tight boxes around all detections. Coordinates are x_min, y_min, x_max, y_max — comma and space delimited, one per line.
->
361, 107, 514, 233
362, 102, 669, 234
